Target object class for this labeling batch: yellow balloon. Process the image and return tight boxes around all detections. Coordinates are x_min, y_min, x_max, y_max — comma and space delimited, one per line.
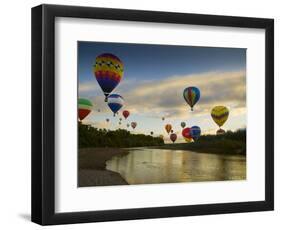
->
184, 137, 193, 143
211, 106, 229, 127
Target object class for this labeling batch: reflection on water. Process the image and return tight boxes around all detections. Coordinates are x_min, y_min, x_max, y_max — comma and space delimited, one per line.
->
106, 148, 246, 185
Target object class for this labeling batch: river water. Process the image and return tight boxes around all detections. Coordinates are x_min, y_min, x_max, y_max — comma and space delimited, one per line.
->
106, 148, 246, 185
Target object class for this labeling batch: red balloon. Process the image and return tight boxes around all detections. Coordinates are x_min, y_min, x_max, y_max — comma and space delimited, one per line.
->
182, 127, 192, 139
170, 133, 177, 143
79, 109, 91, 121
122, 110, 130, 119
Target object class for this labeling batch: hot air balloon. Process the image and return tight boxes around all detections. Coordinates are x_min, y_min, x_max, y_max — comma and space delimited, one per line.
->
118, 121, 121, 125
93, 53, 124, 102
131, 122, 137, 129
182, 127, 192, 140
190, 126, 201, 141
107, 94, 124, 116
98, 109, 101, 112
126, 123, 130, 128
181, 122, 186, 129
122, 110, 130, 119
183, 87, 200, 111
119, 118, 122, 121
150, 131, 154, 135
162, 117, 165, 121
171, 130, 174, 134
170, 133, 177, 143
216, 128, 226, 135
211, 106, 229, 128
78, 98, 93, 121
106, 118, 110, 122
183, 137, 193, 143
165, 124, 172, 134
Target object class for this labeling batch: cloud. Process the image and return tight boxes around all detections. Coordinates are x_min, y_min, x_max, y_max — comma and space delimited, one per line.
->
121, 70, 246, 119
79, 81, 98, 94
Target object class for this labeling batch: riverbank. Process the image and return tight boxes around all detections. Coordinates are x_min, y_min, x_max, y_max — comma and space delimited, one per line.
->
149, 140, 246, 155
78, 147, 129, 187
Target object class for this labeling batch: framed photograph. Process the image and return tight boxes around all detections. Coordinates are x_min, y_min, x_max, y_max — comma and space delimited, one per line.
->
31, 4, 274, 225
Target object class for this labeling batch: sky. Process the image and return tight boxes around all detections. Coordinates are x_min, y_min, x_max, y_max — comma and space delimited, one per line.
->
78, 41, 246, 143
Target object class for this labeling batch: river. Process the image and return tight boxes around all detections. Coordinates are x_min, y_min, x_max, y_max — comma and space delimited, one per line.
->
106, 148, 246, 185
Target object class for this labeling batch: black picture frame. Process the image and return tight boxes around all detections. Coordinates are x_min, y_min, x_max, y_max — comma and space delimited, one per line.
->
31, 4, 274, 225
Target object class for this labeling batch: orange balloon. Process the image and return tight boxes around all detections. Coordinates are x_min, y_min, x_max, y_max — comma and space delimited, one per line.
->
165, 124, 172, 134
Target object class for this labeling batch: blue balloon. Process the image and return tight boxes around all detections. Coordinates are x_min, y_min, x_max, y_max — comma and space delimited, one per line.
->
190, 126, 201, 141
107, 94, 124, 116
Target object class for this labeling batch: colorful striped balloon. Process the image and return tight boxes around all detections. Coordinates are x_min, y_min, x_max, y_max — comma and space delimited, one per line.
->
183, 87, 200, 111
78, 98, 93, 121
93, 53, 124, 102
107, 94, 124, 116
211, 106, 229, 127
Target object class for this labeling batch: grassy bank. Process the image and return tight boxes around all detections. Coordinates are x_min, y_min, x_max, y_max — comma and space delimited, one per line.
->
78, 147, 129, 187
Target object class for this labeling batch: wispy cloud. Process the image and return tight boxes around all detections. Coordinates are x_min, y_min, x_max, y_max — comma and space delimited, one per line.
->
120, 70, 246, 119
79, 81, 98, 94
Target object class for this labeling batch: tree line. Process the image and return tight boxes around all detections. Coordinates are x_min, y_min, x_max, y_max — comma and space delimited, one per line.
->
160, 129, 246, 155
79, 123, 164, 148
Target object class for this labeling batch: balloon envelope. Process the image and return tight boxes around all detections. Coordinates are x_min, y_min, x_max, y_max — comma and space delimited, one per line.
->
150, 131, 154, 135
183, 87, 200, 111
181, 122, 186, 128
122, 110, 130, 119
106, 118, 110, 122
211, 106, 229, 127
190, 126, 201, 141
107, 94, 124, 115
131, 122, 137, 129
78, 98, 93, 121
94, 53, 124, 101
170, 133, 177, 143
165, 124, 172, 134
184, 137, 193, 143
182, 127, 192, 139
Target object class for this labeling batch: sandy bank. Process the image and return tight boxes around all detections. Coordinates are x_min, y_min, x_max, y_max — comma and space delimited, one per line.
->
78, 148, 129, 187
